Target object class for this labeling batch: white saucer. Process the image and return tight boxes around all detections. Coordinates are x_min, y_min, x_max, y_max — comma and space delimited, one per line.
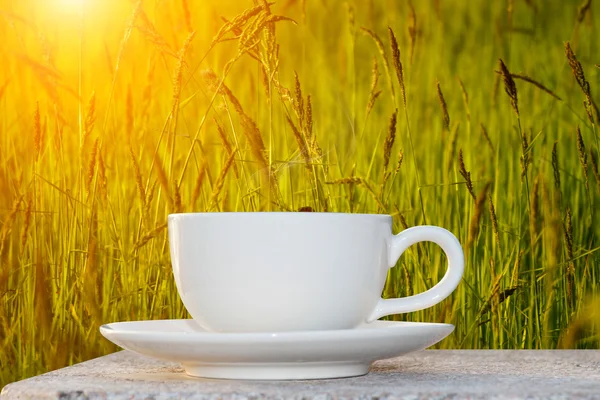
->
100, 319, 454, 380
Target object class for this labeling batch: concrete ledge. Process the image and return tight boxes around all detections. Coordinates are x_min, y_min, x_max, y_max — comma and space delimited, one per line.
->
2, 350, 600, 399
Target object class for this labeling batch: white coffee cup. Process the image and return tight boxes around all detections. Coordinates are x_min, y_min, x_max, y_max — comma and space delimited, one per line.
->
168, 212, 464, 333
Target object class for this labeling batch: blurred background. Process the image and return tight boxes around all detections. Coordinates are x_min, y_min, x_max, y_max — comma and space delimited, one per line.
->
0, 0, 599, 386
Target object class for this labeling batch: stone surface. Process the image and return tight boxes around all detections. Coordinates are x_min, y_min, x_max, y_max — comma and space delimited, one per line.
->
2, 350, 600, 399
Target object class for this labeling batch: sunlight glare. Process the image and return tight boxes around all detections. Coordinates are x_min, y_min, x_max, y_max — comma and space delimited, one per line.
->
58, 0, 86, 10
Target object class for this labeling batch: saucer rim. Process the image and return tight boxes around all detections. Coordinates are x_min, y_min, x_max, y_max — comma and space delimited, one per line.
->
100, 319, 455, 343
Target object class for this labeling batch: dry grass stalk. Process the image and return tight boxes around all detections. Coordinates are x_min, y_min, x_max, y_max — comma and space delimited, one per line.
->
458, 149, 476, 200
326, 176, 386, 210
132, 222, 168, 251
98, 151, 108, 205
563, 208, 576, 307
129, 147, 146, 207
86, 138, 99, 195
182, 0, 193, 32
575, 126, 589, 193
212, 4, 266, 45
235, 13, 269, 65
394, 149, 405, 175
399, 213, 409, 229
144, 181, 157, 218
388, 26, 406, 109
0, 195, 23, 256
436, 80, 450, 131
457, 78, 470, 122
204, 70, 281, 203
407, 1, 416, 64
530, 174, 541, 243
286, 115, 311, 170
204, 70, 270, 174
366, 57, 381, 115
552, 141, 561, 191
153, 150, 170, 203
173, 178, 183, 213
488, 193, 500, 251
83, 209, 101, 323
326, 177, 362, 185
191, 160, 207, 208
171, 31, 196, 117
498, 59, 519, 117
481, 284, 521, 315
215, 118, 233, 156
590, 147, 600, 195
383, 109, 398, 173
35, 248, 53, 337
360, 27, 395, 103
136, 11, 177, 58
480, 123, 494, 152
520, 133, 531, 182
468, 182, 491, 248
20, 196, 32, 251
293, 71, 304, 124
577, 0, 592, 23
215, 118, 239, 178
510, 73, 562, 101
446, 123, 459, 171
34, 102, 42, 161
209, 151, 237, 211
82, 92, 96, 150
306, 95, 313, 140
565, 42, 599, 124
115, 1, 143, 72
142, 61, 155, 119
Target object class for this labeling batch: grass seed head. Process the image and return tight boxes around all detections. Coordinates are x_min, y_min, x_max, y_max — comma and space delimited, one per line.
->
306, 94, 313, 140
488, 193, 500, 251
577, 0, 592, 23
86, 138, 99, 195
436, 80, 450, 131
394, 149, 404, 175
552, 141, 561, 192
209, 151, 237, 211
468, 182, 491, 249
388, 26, 406, 108
366, 56, 380, 115
83, 92, 96, 149
360, 27, 395, 102
383, 109, 398, 172
20, 196, 32, 252
498, 58, 519, 117
458, 149, 476, 200
520, 133, 531, 182
564, 42, 599, 123
293, 71, 304, 124
590, 146, 600, 195
191, 160, 207, 208
575, 126, 589, 193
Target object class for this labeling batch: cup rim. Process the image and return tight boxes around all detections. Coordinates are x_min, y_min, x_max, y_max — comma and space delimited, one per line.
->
168, 212, 392, 220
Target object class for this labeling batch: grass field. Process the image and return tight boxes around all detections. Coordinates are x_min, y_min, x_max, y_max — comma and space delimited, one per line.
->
1, 0, 600, 387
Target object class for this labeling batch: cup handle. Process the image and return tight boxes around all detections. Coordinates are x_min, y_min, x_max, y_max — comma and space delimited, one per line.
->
367, 225, 464, 322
